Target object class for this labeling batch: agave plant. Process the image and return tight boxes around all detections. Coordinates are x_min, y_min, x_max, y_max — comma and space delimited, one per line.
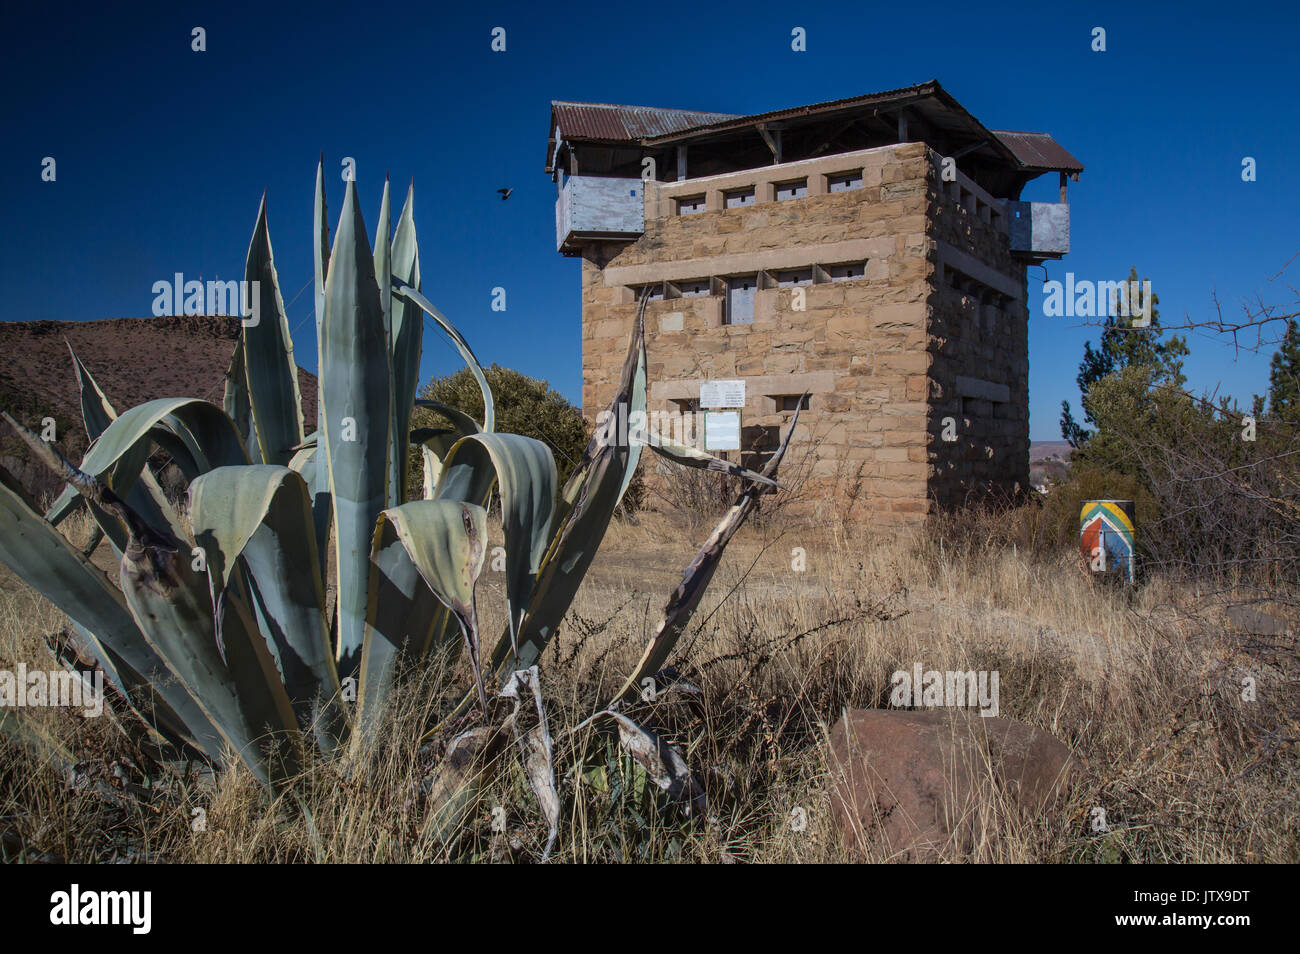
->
0, 160, 798, 837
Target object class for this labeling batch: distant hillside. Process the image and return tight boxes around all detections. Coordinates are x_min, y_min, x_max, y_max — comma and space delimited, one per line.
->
1030, 441, 1073, 463
0, 316, 317, 501
1028, 442, 1072, 494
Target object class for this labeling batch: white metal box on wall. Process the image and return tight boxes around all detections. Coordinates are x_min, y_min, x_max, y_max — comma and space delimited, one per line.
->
556, 176, 645, 252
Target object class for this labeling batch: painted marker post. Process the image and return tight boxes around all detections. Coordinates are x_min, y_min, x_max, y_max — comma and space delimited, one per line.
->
1080, 499, 1136, 583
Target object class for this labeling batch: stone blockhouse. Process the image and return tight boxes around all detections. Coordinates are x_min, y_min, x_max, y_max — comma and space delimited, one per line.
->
545, 81, 1083, 523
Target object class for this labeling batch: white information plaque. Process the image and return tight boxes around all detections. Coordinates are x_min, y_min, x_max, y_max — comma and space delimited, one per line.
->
700, 379, 745, 408
704, 411, 741, 451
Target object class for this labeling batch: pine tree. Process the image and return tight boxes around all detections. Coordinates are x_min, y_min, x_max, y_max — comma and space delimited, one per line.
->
1266, 318, 1300, 421
1060, 266, 1189, 446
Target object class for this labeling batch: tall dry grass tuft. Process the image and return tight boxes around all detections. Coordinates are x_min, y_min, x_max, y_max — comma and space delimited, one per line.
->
1, 502, 1295, 863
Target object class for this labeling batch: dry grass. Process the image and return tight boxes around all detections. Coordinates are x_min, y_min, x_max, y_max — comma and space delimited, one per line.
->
1, 504, 1296, 863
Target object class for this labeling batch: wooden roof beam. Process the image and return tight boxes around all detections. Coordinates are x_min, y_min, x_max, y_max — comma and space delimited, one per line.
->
756, 123, 783, 164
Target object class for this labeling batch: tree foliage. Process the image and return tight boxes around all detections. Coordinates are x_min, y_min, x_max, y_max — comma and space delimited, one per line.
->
1267, 318, 1300, 421
408, 364, 647, 509
1060, 265, 1189, 448
1053, 270, 1299, 581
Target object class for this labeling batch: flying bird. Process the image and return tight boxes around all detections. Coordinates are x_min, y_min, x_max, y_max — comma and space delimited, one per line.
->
497, 188, 513, 200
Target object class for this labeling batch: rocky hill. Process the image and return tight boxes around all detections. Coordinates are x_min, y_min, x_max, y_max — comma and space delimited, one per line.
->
0, 316, 317, 502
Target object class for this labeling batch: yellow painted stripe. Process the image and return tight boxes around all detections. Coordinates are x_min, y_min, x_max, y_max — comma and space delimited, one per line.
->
1080, 502, 1135, 535
1098, 501, 1135, 534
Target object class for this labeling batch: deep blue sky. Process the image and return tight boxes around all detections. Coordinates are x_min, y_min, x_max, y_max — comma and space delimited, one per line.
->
3, 1, 1296, 440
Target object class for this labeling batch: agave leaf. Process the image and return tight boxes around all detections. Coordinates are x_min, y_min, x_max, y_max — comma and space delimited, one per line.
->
67, 339, 115, 442
422, 723, 509, 845
58, 348, 191, 547
612, 409, 800, 703
554, 450, 593, 519
435, 433, 556, 662
409, 427, 461, 500
243, 195, 307, 466
375, 177, 393, 340
119, 522, 299, 788
358, 513, 452, 739
381, 500, 486, 700
421, 445, 442, 500
223, 335, 255, 457
389, 181, 422, 508
616, 300, 649, 506
411, 427, 463, 500
320, 178, 392, 678
411, 401, 480, 500
64, 621, 126, 701
15, 409, 164, 555
500, 666, 558, 860
0, 446, 223, 760
392, 283, 495, 433
287, 443, 315, 477
287, 440, 318, 532
45, 397, 249, 525
374, 177, 399, 512
312, 156, 330, 410
414, 399, 482, 440
11, 417, 299, 786
207, 580, 304, 785
571, 709, 705, 816
75, 435, 154, 557
630, 425, 778, 488
485, 302, 648, 677
311, 156, 333, 576
188, 465, 343, 752
409, 427, 461, 451
0, 462, 40, 512
360, 500, 488, 733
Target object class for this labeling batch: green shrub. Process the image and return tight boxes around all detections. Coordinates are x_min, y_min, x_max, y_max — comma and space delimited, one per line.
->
1039, 465, 1156, 548
408, 364, 644, 510
1057, 366, 1297, 579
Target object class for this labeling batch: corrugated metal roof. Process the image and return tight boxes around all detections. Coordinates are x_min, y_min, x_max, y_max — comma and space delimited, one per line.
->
552, 101, 740, 142
640, 81, 941, 143
990, 130, 1084, 173
548, 85, 1083, 176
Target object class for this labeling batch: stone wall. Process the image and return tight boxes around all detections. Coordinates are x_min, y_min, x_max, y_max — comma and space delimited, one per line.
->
575, 140, 1030, 524
926, 159, 1031, 504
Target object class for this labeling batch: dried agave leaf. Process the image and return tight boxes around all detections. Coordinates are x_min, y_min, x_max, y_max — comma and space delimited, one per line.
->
423, 723, 508, 845
571, 709, 706, 817
629, 425, 777, 487
501, 666, 558, 859
612, 407, 802, 703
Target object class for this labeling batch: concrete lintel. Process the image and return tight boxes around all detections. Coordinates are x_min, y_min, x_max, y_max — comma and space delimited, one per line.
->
956, 375, 1011, 404
936, 241, 1023, 300
605, 237, 892, 287
651, 371, 836, 404
655, 142, 908, 195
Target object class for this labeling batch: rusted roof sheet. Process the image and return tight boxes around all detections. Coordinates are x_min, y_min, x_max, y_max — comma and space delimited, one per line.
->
548, 84, 1084, 176
990, 130, 1084, 173
552, 101, 740, 142
640, 81, 943, 143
